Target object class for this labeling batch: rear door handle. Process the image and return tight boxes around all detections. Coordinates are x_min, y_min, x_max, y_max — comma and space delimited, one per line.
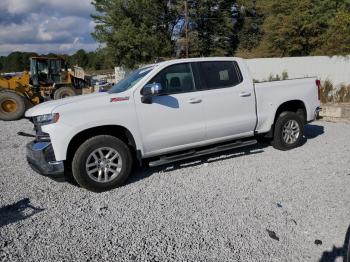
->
188, 98, 202, 104
239, 92, 252, 97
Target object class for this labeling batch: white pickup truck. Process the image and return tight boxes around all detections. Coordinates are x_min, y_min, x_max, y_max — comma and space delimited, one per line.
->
24, 57, 321, 192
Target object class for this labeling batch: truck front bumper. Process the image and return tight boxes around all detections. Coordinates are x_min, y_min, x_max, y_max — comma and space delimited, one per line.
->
26, 141, 65, 180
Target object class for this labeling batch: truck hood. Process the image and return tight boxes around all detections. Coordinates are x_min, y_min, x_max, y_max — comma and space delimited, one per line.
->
25, 93, 108, 117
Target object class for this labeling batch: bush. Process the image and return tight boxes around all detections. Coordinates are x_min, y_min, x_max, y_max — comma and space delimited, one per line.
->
320, 80, 350, 103
320, 80, 334, 103
267, 71, 289, 81
335, 84, 350, 103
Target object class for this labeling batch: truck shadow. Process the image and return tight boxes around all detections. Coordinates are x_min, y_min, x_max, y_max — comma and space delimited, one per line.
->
298, 124, 324, 146
127, 142, 268, 185
127, 123, 325, 185
0, 198, 45, 228
304, 124, 324, 140
318, 224, 350, 262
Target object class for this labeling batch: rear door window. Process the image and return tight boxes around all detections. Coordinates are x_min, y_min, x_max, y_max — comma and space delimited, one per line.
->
196, 61, 242, 90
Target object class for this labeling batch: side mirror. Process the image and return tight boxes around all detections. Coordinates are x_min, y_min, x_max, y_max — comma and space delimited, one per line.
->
142, 83, 163, 96
141, 83, 163, 104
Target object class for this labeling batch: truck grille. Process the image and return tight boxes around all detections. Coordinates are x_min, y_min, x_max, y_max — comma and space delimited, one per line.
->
29, 118, 50, 142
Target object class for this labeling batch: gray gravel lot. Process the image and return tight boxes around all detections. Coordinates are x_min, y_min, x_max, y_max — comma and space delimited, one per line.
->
0, 119, 349, 262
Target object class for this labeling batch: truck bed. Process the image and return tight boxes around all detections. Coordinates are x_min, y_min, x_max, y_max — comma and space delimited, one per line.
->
254, 77, 320, 134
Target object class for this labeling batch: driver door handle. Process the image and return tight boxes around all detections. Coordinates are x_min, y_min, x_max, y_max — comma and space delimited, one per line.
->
188, 98, 202, 104
239, 92, 252, 97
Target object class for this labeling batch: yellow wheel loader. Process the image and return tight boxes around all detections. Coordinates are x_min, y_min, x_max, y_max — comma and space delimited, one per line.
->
0, 57, 90, 121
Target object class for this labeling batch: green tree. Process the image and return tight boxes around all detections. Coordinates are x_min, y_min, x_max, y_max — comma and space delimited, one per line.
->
234, 0, 264, 57
313, 0, 350, 56
92, 0, 177, 68
86, 48, 114, 70
1, 52, 37, 72
251, 0, 326, 57
317, 10, 350, 56
0, 56, 4, 71
239, 0, 350, 57
174, 0, 236, 57
70, 49, 89, 68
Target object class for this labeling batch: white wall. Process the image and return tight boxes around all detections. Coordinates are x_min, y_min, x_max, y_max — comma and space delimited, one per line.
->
246, 56, 350, 86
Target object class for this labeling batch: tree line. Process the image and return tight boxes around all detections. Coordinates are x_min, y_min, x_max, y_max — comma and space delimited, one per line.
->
1, 0, 349, 72
0, 49, 114, 73
92, 0, 350, 68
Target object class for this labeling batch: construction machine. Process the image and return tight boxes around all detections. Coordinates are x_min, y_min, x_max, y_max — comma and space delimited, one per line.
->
0, 57, 90, 121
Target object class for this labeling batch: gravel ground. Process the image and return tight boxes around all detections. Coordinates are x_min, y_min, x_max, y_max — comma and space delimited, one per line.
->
0, 119, 349, 262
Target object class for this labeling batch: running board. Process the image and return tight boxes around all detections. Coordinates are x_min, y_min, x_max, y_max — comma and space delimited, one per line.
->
149, 139, 257, 167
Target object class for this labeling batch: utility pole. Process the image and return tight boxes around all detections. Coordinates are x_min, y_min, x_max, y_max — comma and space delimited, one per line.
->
184, 0, 189, 58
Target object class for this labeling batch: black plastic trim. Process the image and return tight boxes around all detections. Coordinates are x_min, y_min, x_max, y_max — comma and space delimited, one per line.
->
26, 141, 64, 177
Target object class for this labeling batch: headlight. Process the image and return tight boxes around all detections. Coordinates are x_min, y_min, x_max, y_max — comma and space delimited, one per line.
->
34, 113, 60, 125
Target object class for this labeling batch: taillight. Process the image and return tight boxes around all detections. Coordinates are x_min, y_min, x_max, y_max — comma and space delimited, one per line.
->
315, 79, 321, 101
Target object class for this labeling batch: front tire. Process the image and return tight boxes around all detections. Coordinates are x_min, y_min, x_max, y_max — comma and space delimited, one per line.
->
272, 111, 304, 151
72, 135, 133, 192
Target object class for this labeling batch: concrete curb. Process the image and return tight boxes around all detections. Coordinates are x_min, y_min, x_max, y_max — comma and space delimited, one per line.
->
319, 103, 350, 119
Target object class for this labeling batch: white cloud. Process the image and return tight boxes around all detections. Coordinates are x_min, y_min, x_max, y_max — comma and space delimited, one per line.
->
0, 0, 97, 55
6, 0, 34, 14
0, 15, 95, 44
0, 0, 94, 17
0, 20, 37, 44
38, 20, 53, 41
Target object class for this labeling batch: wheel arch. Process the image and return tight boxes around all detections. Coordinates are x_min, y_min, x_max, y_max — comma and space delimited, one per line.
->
66, 125, 138, 169
274, 100, 307, 124
264, 99, 307, 138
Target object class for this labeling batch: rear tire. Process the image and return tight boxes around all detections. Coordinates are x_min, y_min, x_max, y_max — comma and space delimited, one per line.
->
53, 87, 76, 100
0, 90, 25, 121
272, 111, 304, 151
72, 135, 133, 192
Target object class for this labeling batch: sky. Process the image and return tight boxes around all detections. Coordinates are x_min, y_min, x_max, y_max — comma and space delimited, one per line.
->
0, 0, 99, 56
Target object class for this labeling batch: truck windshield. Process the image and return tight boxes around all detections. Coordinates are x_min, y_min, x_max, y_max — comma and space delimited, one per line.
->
109, 67, 153, 94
